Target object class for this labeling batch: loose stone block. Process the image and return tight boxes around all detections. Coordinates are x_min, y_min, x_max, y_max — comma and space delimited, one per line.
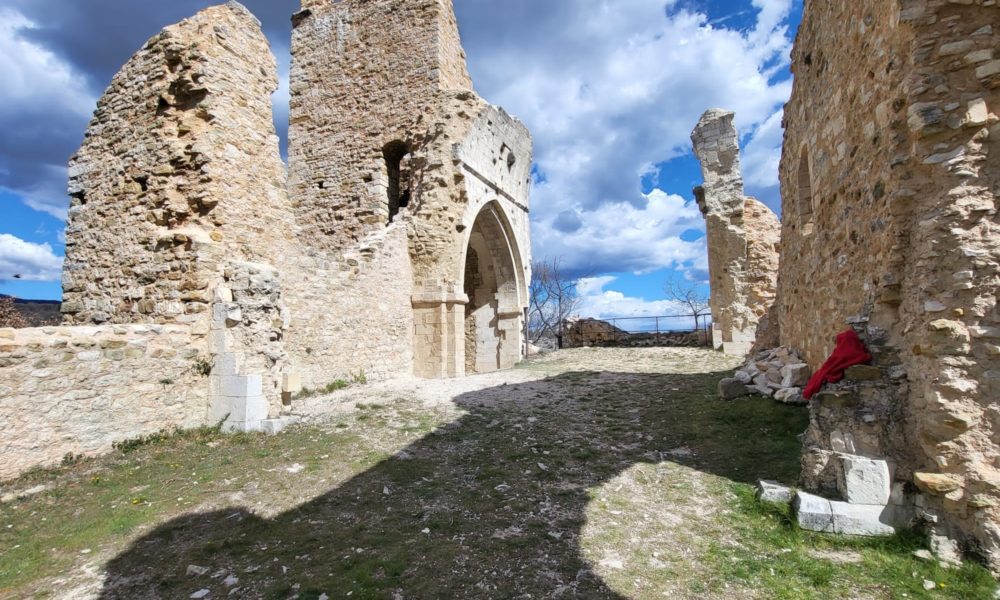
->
829, 501, 896, 536
839, 456, 892, 505
793, 491, 835, 533
718, 378, 749, 400
757, 480, 794, 504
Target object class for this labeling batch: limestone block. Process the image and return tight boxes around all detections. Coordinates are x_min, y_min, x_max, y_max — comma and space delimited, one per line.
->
220, 374, 262, 398
774, 387, 806, 405
757, 480, 794, 504
793, 491, 835, 533
781, 363, 811, 387
829, 501, 896, 536
282, 372, 302, 394
838, 456, 891, 505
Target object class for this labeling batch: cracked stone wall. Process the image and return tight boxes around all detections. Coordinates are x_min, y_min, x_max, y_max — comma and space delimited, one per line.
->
780, 0, 1000, 570
692, 109, 782, 356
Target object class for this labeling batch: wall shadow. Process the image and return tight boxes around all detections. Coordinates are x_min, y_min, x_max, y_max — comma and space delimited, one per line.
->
99, 369, 807, 598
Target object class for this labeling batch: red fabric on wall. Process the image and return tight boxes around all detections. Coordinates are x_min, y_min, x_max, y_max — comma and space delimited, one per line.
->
802, 329, 873, 399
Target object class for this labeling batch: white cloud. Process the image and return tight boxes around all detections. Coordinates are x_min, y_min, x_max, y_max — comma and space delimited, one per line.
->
741, 107, 785, 191
0, 233, 64, 281
0, 9, 94, 219
461, 0, 795, 275
575, 275, 699, 329
533, 189, 706, 276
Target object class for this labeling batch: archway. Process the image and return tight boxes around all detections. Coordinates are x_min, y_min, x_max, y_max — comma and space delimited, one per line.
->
462, 203, 523, 374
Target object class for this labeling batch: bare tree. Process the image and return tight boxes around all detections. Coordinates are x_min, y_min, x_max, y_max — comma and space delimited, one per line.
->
663, 280, 711, 332
0, 296, 28, 329
529, 258, 583, 349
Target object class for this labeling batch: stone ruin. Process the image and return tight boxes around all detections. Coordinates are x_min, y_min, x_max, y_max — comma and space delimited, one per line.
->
691, 109, 782, 356
0, 0, 532, 480
700, 0, 1000, 572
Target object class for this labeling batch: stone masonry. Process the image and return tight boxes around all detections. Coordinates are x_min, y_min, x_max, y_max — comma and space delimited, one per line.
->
0, 0, 532, 479
778, 0, 1000, 571
692, 109, 782, 356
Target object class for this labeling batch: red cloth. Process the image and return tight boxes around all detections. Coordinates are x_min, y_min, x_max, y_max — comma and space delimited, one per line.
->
802, 330, 873, 399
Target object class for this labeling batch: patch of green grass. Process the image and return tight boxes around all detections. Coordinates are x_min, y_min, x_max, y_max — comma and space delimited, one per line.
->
704, 485, 997, 599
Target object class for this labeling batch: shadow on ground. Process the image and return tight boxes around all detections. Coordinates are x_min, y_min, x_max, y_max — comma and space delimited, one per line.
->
99, 368, 808, 599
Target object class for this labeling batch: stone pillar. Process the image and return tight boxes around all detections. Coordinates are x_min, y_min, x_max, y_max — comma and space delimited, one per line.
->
691, 109, 780, 356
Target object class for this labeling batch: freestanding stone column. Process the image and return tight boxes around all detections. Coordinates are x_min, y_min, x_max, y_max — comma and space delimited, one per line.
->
691, 109, 781, 356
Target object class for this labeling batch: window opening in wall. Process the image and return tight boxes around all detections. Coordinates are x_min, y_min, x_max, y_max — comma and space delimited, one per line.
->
797, 149, 813, 223
383, 140, 411, 223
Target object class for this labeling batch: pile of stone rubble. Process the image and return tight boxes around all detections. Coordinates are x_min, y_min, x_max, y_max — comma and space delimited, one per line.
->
718, 346, 812, 405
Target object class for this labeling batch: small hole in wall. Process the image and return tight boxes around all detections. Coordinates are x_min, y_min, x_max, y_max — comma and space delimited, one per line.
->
317, 180, 325, 190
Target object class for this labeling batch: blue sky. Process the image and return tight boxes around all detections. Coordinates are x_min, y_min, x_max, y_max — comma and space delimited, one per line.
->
0, 0, 802, 316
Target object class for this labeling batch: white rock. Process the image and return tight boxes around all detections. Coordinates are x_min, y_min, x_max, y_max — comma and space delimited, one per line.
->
839, 456, 891, 505
224, 575, 239, 587
186, 565, 210, 576
190, 590, 210, 599
780, 363, 811, 387
793, 492, 835, 533
757, 480, 794, 504
829, 501, 896, 536
774, 387, 805, 405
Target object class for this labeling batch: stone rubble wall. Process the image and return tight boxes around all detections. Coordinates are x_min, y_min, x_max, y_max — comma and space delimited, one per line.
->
0, 325, 209, 480
62, 2, 293, 328
692, 109, 781, 356
780, 0, 1000, 570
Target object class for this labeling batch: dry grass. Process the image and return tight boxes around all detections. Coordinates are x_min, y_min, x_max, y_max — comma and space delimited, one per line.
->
0, 348, 995, 599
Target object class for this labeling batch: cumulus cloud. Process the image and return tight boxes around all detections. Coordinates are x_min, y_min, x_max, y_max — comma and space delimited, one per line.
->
0, 234, 64, 282
0, 8, 95, 219
575, 275, 697, 328
457, 0, 794, 274
533, 189, 706, 277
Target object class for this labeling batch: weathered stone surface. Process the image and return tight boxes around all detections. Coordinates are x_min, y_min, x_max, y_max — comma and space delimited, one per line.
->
844, 365, 882, 381
0, 326, 208, 480
757, 480, 794, 504
779, 0, 1000, 569
781, 363, 811, 387
914, 473, 963, 495
0, 0, 535, 480
828, 501, 896, 537
838, 456, 892, 506
773, 387, 805, 405
793, 491, 835, 533
692, 110, 781, 356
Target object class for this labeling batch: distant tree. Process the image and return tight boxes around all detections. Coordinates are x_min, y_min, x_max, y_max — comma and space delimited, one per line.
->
529, 258, 583, 349
0, 296, 28, 329
663, 280, 711, 332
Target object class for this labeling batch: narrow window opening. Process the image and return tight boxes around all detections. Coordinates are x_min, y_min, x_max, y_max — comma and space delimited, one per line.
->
797, 150, 813, 220
383, 140, 410, 223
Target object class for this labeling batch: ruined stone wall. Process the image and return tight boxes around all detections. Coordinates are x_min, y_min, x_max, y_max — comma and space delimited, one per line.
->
0, 325, 209, 480
288, 0, 531, 380
692, 109, 781, 356
62, 3, 293, 328
781, 0, 1000, 569
288, 0, 473, 251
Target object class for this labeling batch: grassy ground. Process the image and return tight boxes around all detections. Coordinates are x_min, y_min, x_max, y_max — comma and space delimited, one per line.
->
0, 348, 995, 599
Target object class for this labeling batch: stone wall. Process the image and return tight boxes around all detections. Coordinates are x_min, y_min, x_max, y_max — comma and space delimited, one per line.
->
0, 325, 208, 480
692, 109, 781, 356
62, 2, 293, 328
288, 0, 531, 380
780, 0, 1000, 570
1, 0, 533, 479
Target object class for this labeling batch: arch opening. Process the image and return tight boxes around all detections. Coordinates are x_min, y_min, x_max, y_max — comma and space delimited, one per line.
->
462, 204, 522, 374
